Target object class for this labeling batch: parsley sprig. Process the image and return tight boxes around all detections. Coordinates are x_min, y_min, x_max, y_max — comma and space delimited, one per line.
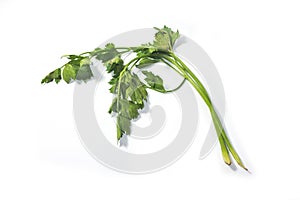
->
41, 26, 248, 171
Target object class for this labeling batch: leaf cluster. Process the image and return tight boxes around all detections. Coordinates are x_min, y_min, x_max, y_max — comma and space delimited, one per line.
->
41, 55, 93, 84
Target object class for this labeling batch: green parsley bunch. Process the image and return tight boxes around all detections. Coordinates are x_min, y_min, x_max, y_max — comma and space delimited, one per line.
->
42, 26, 248, 171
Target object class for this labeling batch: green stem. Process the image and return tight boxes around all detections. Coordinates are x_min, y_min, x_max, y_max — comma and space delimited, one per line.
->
165, 78, 186, 93
161, 59, 185, 77
127, 55, 153, 70
171, 52, 211, 99
210, 108, 248, 170
210, 107, 232, 165
161, 52, 247, 171
161, 55, 212, 106
145, 78, 186, 93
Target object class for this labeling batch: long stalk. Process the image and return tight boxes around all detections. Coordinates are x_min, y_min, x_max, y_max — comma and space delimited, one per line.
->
161, 52, 247, 171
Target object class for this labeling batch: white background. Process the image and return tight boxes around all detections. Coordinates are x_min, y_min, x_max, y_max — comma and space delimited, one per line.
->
0, 0, 300, 199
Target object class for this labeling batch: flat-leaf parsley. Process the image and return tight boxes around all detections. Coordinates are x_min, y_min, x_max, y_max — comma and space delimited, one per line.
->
41, 26, 248, 171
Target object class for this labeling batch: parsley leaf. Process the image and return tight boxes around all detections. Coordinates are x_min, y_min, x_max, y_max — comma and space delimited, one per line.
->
108, 70, 148, 139
62, 64, 76, 83
153, 25, 179, 50
105, 56, 125, 77
142, 70, 166, 92
76, 58, 93, 81
41, 68, 61, 84
136, 57, 160, 69
42, 55, 94, 84
92, 43, 119, 63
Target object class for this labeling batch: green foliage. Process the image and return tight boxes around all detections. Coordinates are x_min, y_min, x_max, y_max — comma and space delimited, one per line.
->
41, 26, 248, 171
91, 43, 119, 63
105, 56, 124, 77
142, 71, 166, 92
41, 55, 93, 84
62, 64, 76, 83
41, 68, 61, 84
153, 26, 180, 50
108, 71, 147, 139
136, 57, 160, 69
76, 58, 93, 81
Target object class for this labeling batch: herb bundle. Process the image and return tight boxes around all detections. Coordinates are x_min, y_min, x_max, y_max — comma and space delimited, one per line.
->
41, 26, 247, 171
